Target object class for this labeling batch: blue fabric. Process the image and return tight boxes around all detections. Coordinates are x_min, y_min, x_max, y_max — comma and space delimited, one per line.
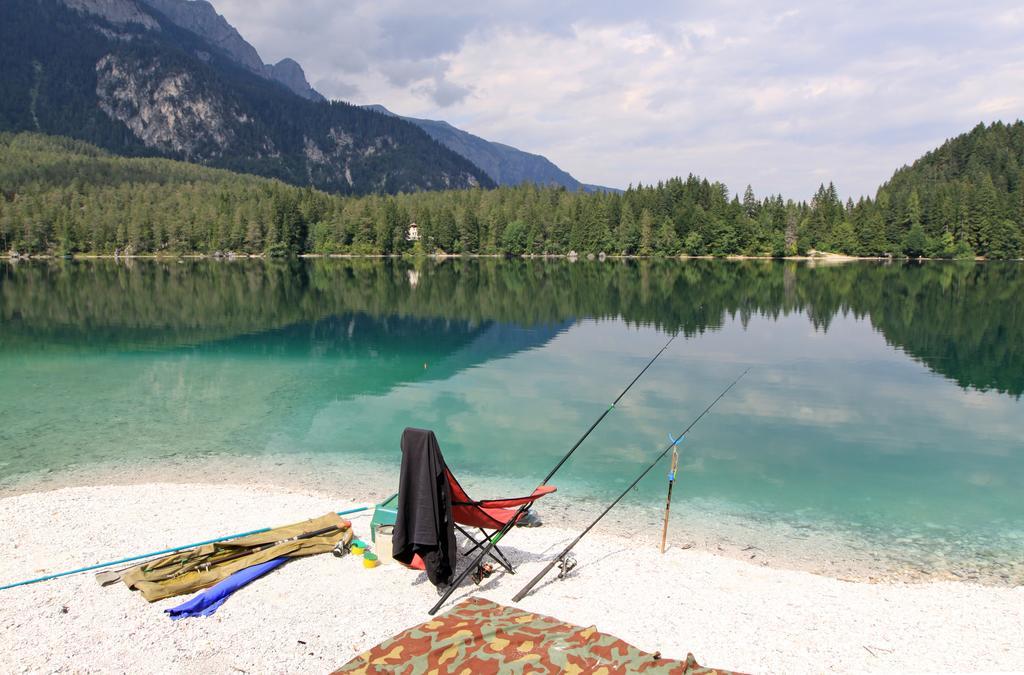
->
165, 557, 288, 620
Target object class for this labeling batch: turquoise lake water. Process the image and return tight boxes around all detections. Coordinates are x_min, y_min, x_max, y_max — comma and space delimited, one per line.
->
1, 258, 1021, 582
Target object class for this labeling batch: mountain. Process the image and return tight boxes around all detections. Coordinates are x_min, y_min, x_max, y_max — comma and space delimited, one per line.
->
138, 0, 324, 101
876, 121, 1024, 258
0, 0, 493, 195
364, 104, 619, 193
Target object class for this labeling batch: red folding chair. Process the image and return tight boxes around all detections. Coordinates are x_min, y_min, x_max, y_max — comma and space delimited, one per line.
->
444, 467, 556, 574
393, 428, 557, 579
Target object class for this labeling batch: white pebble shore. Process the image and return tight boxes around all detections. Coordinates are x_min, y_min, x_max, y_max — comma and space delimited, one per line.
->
1, 483, 1021, 674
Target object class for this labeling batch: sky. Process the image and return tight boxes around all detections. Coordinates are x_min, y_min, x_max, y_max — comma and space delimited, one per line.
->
212, 1, 1024, 198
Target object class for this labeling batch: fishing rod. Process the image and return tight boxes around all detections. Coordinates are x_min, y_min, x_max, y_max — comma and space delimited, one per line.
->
133, 523, 344, 579
429, 334, 678, 615
512, 367, 749, 603
0, 505, 370, 592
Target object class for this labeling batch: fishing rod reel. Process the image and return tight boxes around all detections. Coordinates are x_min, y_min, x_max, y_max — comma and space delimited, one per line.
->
557, 555, 577, 579
470, 562, 496, 584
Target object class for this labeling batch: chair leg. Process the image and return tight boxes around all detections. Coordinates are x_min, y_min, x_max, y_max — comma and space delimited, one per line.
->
478, 528, 516, 573
455, 524, 515, 573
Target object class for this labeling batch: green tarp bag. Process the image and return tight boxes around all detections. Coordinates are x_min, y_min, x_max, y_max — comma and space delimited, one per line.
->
121, 512, 351, 602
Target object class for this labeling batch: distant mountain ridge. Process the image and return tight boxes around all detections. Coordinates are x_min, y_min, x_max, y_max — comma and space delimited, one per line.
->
364, 104, 619, 193
103, 0, 619, 193
0, 0, 492, 194
10, 0, 617, 195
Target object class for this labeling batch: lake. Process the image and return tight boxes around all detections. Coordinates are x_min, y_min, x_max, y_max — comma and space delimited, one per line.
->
1, 258, 1021, 584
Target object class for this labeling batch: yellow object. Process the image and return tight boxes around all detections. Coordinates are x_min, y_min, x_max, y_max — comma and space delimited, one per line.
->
350, 545, 365, 555
363, 552, 379, 568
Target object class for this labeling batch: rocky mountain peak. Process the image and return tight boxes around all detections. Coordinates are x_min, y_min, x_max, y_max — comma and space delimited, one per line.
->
75, 0, 319, 101
136, 0, 323, 101
139, 0, 263, 72
266, 58, 324, 102
60, 0, 160, 30
363, 104, 396, 116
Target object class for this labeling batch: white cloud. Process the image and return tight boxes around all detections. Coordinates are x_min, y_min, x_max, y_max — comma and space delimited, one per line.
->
209, 0, 1024, 198
995, 8, 1024, 26
974, 96, 1024, 116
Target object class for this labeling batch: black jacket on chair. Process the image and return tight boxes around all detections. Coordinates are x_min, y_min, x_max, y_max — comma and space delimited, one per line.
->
391, 427, 457, 587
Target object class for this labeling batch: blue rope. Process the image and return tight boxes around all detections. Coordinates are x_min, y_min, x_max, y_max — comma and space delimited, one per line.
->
0, 505, 370, 592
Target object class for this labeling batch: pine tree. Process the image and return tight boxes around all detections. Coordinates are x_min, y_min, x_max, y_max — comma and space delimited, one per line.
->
742, 185, 758, 219
903, 223, 927, 257
937, 230, 956, 258
858, 210, 888, 256
0, 199, 10, 252
245, 218, 263, 251
1018, 171, 1024, 226
955, 196, 970, 246
831, 221, 857, 254
654, 218, 681, 255
638, 209, 654, 255
969, 173, 998, 254
617, 205, 640, 254
987, 220, 1022, 259
458, 208, 480, 253
434, 205, 456, 253
907, 189, 922, 231
784, 207, 799, 255
684, 230, 704, 255
500, 220, 528, 255
568, 198, 584, 253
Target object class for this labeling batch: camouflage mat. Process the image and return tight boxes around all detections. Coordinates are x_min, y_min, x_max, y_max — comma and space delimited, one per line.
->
335, 596, 740, 674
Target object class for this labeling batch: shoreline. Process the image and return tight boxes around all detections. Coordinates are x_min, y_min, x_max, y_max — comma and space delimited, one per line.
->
1, 481, 1021, 673
3, 455, 1021, 588
2, 252, 1007, 262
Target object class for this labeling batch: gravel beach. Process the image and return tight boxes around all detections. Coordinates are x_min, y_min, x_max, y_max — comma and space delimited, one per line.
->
1, 482, 1022, 674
